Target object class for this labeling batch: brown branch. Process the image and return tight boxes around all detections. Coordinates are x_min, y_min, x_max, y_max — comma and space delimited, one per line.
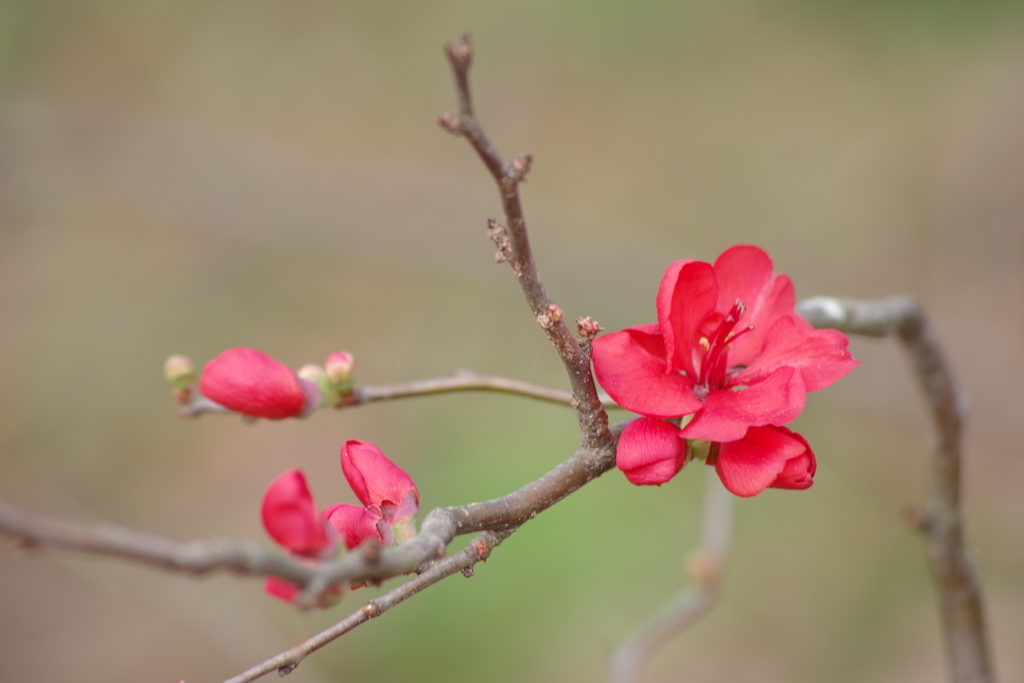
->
179, 369, 619, 418
440, 33, 613, 454
0, 497, 315, 584
0, 420, 628, 608
797, 296, 994, 683
610, 472, 734, 683
222, 529, 513, 683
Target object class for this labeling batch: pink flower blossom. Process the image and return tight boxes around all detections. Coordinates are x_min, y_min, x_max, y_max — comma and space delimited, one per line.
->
325, 351, 356, 392
324, 503, 391, 549
616, 417, 690, 486
199, 347, 319, 419
592, 245, 858, 442
341, 440, 419, 527
709, 425, 816, 497
260, 469, 385, 606
260, 442, 420, 606
261, 469, 333, 558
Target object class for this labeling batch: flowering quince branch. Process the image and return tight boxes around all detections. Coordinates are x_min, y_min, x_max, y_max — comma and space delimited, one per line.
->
0, 418, 629, 603
796, 295, 994, 683
0, 33, 996, 683
175, 363, 617, 419
440, 33, 614, 454
222, 529, 513, 683
610, 471, 735, 683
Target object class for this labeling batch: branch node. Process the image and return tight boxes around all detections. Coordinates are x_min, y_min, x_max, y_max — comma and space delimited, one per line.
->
537, 304, 563, 330
902, 505, 933, 534
472, 537, 491, 558
576, 316, 604, 340
461, 567, 475, 578
506, 152, 533, 183
486, 218, 512, 263
445, 33, 473, 70
361, 602, 381, 619
276, 663, 298, 677
438, 112, 463, 135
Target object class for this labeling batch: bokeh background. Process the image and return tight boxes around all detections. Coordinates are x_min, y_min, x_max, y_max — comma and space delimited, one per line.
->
1, 1, 1023, 682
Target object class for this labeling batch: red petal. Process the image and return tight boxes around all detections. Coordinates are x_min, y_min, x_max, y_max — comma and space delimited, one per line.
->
679, 367, 806, 442
712, 245, 775, 315
616, 417, 689, 486
265, 576, 343, 608
732, 315, 859, 392
729, 275, 797, 367
714, 425, 809, 497
199, 347, 307, 419
341, 441, 419, 509
592, 325, 703, 417
657, 261, 717, 378
264, 576, 300, 604
261, 469, 331, 557
324, 503, 384, 550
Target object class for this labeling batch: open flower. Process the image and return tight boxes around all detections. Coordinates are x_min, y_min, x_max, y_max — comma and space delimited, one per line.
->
593, 245, 858, 442
199, 347, 320, 419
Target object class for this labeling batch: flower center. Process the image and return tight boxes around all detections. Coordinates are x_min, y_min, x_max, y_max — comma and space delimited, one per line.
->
692, 299, 753, 401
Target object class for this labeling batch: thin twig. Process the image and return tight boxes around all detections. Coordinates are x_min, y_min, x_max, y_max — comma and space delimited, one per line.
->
797, 296, 994, 683
610, 472, 734, 683
222, 529, 513, 683
440, 33, 613, 454
179, 369, 618, 418
0, 420, 629, 607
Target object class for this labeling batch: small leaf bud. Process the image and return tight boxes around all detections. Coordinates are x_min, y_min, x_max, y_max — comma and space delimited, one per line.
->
164, 355, 194, 390
325, 351, 356, 394
297, 364, 340, 409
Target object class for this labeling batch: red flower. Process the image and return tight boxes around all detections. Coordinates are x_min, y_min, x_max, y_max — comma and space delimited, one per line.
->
709, 425, 816, 497
341, 440, 420, 527
260, 442, 420, 606
199, 347, 319, 420
324, 503, 390, 549
260, 469, 385, 607
261, 469, 333, 558
592, 245, 858, 442
616, 417, 690, 486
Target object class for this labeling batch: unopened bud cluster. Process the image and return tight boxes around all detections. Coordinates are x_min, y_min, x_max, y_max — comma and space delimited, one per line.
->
165, 347, 357, 418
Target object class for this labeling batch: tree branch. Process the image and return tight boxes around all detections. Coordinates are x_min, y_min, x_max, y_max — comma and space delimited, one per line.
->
0, 420, 628, 608
610, 471, 734, 683
222, 529, 513, 683
440, 33, 613, 454
797, 296, 994, 683
178, 369, 618, 418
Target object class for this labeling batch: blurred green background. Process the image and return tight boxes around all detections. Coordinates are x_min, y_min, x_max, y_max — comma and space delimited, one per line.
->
1, 1, 1023, 682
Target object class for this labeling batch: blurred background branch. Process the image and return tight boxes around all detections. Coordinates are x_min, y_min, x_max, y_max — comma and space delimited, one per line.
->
611, 471, 734, 683
798, 296, 995, 683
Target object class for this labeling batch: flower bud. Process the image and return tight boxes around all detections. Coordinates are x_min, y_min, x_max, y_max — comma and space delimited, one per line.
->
199, 347, 308, 419
324, 503, 387, 550
261, 469, 333, 558
164, 354, 195, 391
298, 364, 340, 409
324, 351, 356, 394
615, 417, 689, 486
712, 425, 816, 497
341, 440, 419, 526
